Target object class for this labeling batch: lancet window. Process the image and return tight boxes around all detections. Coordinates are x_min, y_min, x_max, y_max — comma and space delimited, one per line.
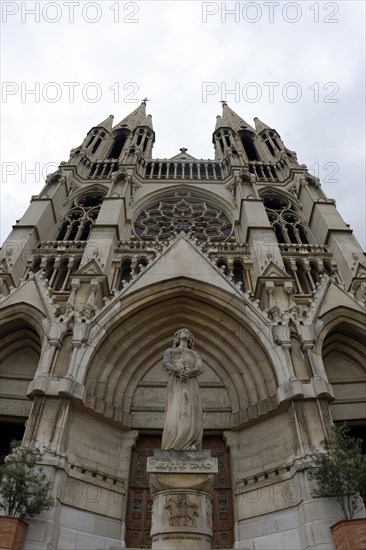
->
216, 130, 232, 154
108, 130, 129, 159
31, 257, 42, 274
263, 194, 310, 245
232, 260, 246, 289
215, 258, 247, 291
53, 257, 82, 291
134, 193, 232, 243
116, 256, 150, 290
56, 193, 103, 241
263, 131, 282, 157
284, 258, 338, 295
238, 131, 260, 161
118, 259, 132, 289
38, 257, 82, 291
85, 131, 106, 155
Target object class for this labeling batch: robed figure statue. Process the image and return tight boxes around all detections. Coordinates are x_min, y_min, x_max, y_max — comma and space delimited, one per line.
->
161, 329, 203, 450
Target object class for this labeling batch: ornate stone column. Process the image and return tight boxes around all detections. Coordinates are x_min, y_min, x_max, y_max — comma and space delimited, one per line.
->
147, 450, 218, 550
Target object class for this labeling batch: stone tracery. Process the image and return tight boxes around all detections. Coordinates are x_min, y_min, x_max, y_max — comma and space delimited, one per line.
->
262, 194, 310, 245
134, 193, 232, 243
56, 193, 104, 241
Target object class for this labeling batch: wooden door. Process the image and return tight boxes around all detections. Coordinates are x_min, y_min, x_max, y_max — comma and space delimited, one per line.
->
203, 435, 234, 548
126, 434, 234, 548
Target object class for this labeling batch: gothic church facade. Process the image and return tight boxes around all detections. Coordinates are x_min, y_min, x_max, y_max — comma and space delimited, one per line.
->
1, 102, 365, 549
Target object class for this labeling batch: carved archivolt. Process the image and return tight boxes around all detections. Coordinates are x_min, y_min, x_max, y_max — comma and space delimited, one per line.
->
84, 282, 279, 427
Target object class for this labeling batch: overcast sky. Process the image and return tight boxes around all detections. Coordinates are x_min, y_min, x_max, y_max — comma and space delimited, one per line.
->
1, 0, 365, 248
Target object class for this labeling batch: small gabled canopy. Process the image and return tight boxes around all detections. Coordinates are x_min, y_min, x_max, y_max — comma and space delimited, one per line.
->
215, 103, 255, 133
167, 148, 198, 162
122, 235, 241, 298
72, 259, 104, 277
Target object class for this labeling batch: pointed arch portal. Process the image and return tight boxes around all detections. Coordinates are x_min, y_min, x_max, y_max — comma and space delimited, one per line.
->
81, 281, 279, 547
84, 280, 279, 430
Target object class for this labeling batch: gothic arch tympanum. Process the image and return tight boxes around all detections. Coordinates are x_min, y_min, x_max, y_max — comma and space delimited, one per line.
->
79, 281, 279, 547
83, 281, 279, 431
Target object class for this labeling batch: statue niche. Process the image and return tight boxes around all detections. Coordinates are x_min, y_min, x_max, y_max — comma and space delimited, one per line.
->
161, 328, 203, 450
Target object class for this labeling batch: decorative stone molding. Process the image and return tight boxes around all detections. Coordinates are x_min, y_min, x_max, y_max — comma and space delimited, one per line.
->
147, 450, 218, 549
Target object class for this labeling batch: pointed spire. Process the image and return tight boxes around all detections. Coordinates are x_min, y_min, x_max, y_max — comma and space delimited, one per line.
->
214, 115, 222, 132
216, 103, 255, 133
94, 114, 114, 131
113, 101, 147, 132
254, 116, 271, 133
139, 113, 154, 131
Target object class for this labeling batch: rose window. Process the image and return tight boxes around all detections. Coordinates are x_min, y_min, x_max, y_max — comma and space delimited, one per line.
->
134, 193, 232, 243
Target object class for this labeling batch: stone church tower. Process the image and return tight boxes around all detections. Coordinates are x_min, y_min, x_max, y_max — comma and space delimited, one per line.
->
0, 101, 365, 549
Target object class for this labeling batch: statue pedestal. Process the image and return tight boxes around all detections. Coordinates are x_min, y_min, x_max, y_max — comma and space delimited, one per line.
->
147, 450, 218, 550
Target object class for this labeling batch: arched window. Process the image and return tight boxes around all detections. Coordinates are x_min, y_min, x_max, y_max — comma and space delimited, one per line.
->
233, 260, 246, 289
136, 130, 144, 147
57, 221, 69, 241
119, 259, 132, 289
44, 258, 55, 283
136, 257, 148, 274
322, 260, 333, 276
309, 260, 320, 286
265, 139, 275, 156
91, 137, 102, 155
67, 220, 81, 241
271, 133, 281, 150
85, 134, 95, 148
295, 261, 311, 294
284, 260, 294, 277
53, 258, 70, 291
31, 257, 42, 274
238, 131, 260, 161
79, 221, 92, 241
216, 132, 225, 154
216, 259, 228, 274
56, 193, 104, 241
263, 131, 282, 156
108, 130, 129, 159
273, 222, 285, 243
262, 194, 310, 245
65, 258, 82, 291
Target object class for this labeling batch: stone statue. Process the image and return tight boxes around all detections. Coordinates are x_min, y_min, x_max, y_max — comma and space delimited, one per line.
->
161, 328, 203, 450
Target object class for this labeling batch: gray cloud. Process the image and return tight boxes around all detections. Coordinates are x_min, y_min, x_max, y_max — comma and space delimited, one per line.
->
1, 0, 365, 248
